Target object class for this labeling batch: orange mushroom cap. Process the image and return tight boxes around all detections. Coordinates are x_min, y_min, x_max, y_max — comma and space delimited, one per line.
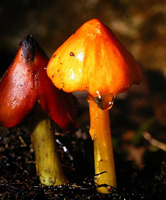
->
0, 35, 78, 131
47, 19, 142, 97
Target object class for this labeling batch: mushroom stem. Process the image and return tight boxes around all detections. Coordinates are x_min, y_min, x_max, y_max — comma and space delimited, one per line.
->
30, 102, 67, 186
88, 94, 116, 193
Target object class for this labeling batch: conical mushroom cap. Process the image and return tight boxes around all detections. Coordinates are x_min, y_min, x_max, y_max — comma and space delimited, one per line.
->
0, 35, 78, 131
47, 19, 142, 97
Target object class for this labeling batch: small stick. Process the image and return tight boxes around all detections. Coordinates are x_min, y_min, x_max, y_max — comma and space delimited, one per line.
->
143, 131, 166, 151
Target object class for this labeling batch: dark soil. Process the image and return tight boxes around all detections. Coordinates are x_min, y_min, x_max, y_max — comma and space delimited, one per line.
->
0, 114, 166, 200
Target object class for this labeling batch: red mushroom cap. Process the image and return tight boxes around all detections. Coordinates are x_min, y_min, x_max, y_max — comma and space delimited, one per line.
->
0, 35, 78, 131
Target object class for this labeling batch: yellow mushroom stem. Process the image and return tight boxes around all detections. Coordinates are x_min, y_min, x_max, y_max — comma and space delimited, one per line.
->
88, 94, 117, 193
30, 102, 67, 186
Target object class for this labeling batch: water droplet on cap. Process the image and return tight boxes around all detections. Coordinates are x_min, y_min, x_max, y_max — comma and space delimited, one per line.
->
94, 92, 114, 110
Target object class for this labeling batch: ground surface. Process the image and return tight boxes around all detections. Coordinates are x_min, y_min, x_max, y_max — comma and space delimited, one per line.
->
0, 92, 166, 200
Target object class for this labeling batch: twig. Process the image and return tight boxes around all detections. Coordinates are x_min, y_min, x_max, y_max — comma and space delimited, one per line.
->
18, 135, 27, 147
143, 131, 166, 151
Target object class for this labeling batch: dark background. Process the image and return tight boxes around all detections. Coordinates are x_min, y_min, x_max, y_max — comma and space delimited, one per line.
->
1, 0, 166, 76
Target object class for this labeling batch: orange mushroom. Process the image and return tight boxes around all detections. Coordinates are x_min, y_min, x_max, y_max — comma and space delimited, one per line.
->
47, 19, 142, 193
0, 35, 78, 186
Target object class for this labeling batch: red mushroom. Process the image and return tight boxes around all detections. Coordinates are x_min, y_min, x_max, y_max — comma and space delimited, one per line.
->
47, 19, 142, 193
0, 35, 78, 186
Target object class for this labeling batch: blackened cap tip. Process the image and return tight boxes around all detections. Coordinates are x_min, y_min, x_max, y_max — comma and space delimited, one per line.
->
22, 35, 36, 62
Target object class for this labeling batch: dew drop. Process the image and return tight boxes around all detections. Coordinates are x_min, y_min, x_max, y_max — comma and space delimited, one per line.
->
94, 92, 114, 110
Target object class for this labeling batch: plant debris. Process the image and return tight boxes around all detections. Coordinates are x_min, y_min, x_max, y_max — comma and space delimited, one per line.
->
0, 124, 166, 199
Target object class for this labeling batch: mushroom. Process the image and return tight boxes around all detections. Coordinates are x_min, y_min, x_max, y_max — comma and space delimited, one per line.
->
47, 19, 142, 193
0, 35, 78, 186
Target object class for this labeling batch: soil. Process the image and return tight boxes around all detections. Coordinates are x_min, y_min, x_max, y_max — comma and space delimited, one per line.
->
0, 97, 166, 200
